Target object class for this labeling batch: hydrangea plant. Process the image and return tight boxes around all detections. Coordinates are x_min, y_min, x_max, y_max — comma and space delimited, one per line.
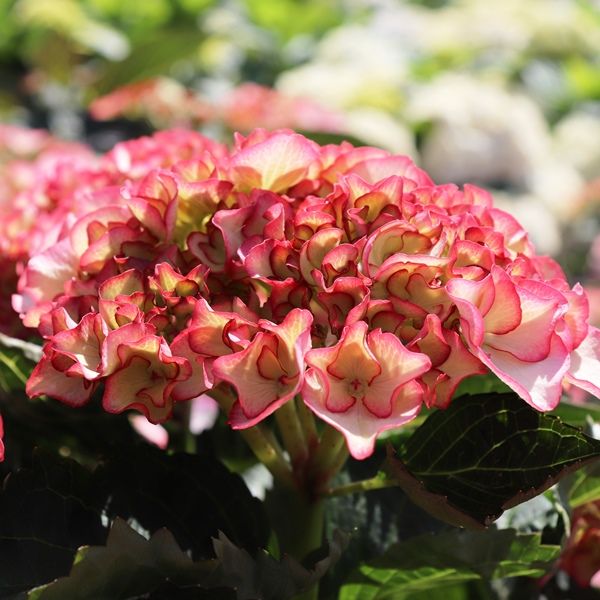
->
2, 126, 600, 598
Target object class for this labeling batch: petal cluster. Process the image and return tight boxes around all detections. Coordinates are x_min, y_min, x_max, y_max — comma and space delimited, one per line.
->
9, 127, 600, 459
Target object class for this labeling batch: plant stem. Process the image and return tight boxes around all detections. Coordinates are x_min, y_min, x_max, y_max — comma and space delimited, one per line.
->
241, 426, 295, 487
289, 496, 325, 560
294, 584, 319, 600
291, 501, 324, 600
275, 398, 308, 470
274, 488, 324, 600
173, 400, 195, 453
296, 396, 319, 451
310, 424, 347, 484
327, 472, 400, 497
552, 487, 571, 534
209, 386, 294, 487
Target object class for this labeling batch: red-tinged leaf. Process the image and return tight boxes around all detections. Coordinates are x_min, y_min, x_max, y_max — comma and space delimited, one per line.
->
387, 393, 600, 528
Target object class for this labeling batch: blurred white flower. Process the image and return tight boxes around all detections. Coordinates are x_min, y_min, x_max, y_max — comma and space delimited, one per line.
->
277, 24, 407, 112
554, 111, 600, 181
343, 108, 416, 155
407, 74, 551, 187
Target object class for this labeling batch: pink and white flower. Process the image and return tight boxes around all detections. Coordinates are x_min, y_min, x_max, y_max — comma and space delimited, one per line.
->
303, 321, 431, 459
5, 126, 598, 460
213, 309, 313, 428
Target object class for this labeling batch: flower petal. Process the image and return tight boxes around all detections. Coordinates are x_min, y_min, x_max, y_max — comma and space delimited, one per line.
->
303, 370, 423, 460
566, 326, 600, 397
476, 333, 569, 411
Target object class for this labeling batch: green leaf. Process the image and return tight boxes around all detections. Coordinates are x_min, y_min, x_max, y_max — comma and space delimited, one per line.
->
387, 393, 600, 528
95, 29, 202, 95
29, 519, 345, 600
0, 388, 141, 472
452, 374, 511, 397
242, 0, 343, 41
298, 131, 371, 149
561, 459, 600, 509
213, 529, 348, 600
98, 445, 270, 558
0, 332, 40, 393
321, 465, 439, 597
0, 450, 108, 596
0, 348, 29, 392
398, 582, 485, 600
550, 399, 600, 426
564, 57, 600, 101
0, 445, 271, 595
28, 518, 229, 600
143, 583, 236, 599
339, 529, 560, 600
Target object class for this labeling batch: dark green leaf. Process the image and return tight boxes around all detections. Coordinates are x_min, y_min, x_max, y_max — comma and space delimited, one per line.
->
0, 347, 28, 392
0, 389, 139, 474
143, 583, 236, 600
402, 581, 490, 600
213, 529, 348, 600
321, 463, 447, 596
339, 529, 560, 600
387, 393, 600, 527
98, 445, 269, 558
0, 450, 107, 596
28, 518, 226, 600
0, 444, 270, 595
29, 519, 345, 600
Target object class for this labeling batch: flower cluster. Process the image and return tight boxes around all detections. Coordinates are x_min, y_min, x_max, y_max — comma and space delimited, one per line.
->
0, 125, 96, 338
1, 127, 225, 329
90, 78, 345, 135
0, 126, 98, 259
16, 128, 600, 459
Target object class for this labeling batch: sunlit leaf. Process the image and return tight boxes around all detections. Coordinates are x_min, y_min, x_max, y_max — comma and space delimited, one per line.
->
242, 0, 343, 40
549, 400, 600, 427
0, 332, 40, 393
561, 459, 600, 509
339, 529, 560, 600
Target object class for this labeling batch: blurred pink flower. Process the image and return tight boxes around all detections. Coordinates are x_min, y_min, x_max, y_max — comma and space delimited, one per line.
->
561, 500, 600, 589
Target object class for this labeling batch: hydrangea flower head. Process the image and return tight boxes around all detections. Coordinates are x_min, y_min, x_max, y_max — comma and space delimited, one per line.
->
14, 129, 600, 459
